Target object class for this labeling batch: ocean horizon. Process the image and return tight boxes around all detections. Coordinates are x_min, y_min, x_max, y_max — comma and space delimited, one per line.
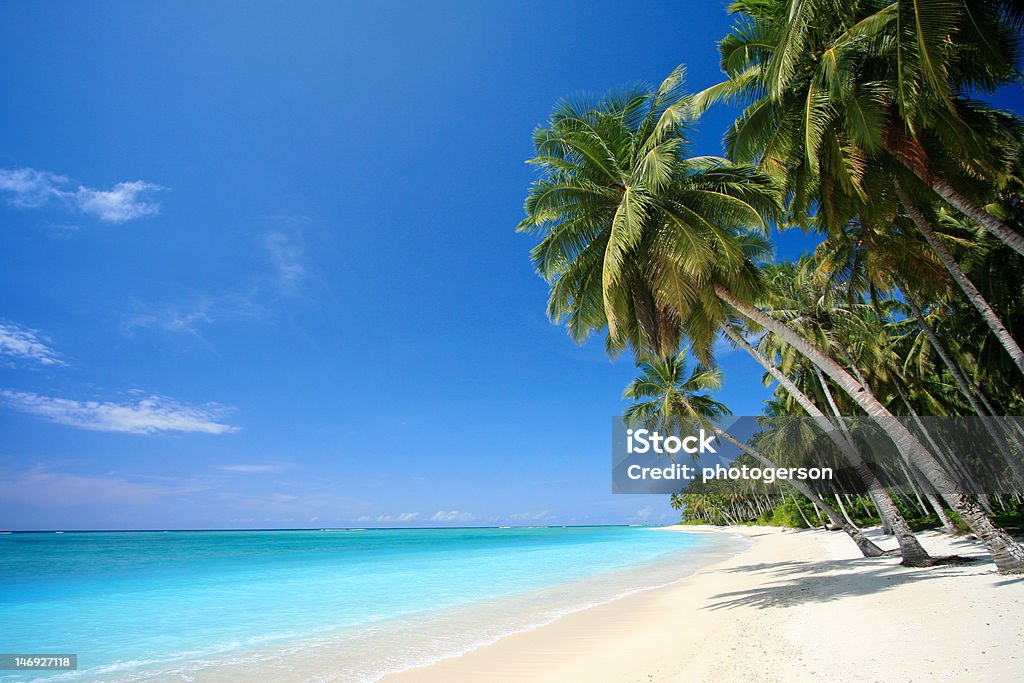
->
0, 526, 745, 682
0, 523, 660, 533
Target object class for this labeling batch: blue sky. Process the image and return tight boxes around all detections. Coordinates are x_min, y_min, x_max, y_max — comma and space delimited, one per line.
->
1, 2, 1016, 530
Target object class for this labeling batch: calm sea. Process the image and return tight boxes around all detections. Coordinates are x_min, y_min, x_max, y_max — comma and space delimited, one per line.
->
0, 526, 743, 681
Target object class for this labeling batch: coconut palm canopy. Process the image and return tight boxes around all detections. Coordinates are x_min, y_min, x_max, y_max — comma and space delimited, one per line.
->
520, 0, 1024, 572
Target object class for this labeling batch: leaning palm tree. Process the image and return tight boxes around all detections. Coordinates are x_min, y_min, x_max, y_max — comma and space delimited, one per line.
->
695, 0, 1024, 377
718, 259, 1024, 571
815, 211, 1024, 488
518, 65, 780, 361
623, 351, 888, 557
706, 0, 1024, 255
737, 265, 938, 559
519, 71, 1024, 572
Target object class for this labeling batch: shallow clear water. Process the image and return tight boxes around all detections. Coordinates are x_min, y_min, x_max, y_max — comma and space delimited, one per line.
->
0, 526, 742, 681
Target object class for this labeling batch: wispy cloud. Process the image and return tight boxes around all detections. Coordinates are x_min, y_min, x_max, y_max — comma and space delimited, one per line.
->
383, 512, 420, 522
265, 232, 305, 294
0, 466, 208, 507
0, 167, 163, 223
632, 505, 669, 523
0, 390, 238, 435
218, 463, 293, 474
120, 292, 272, 340
0, 168, 67, 208
0, 320, 64, 366
121, 300, 214, 338
509, 510, 550, 521
75, 180, 162, 222
118, 228, 309, 344
430, 510, 475, 522
355, 512, 422, 523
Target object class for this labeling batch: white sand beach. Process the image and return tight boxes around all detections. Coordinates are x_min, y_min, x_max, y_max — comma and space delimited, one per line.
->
382, 526, 1024, 682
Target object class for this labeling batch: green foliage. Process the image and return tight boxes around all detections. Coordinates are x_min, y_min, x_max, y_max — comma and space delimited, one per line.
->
519, 2, 1024, 535
990, 511, 1024, 535
520, 67, 780, 362
769, 501, 809, 528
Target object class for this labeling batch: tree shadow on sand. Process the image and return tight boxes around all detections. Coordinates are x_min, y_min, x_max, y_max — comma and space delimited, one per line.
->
704, 555, 989, 611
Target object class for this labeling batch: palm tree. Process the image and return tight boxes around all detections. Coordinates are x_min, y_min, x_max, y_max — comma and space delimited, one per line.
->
715, 272, 1024, 572
716, 0, 1024, 255
896, 184, 1024, 377
737, 265, 939, 559
623, 351, 888, 557
519, 72, 1024, 572
695, 0, 1024, 377
809, 191, 1024, 488
518, 66, 779, 361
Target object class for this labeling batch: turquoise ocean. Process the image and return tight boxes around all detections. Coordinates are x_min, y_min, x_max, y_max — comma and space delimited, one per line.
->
0, 526, 744, 681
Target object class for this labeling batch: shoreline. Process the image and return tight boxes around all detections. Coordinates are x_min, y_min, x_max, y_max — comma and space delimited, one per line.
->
41, 527, 739, 683
381, 525, 1024, 682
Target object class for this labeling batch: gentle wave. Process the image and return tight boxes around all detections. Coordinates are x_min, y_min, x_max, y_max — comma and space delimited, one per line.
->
1, 527, 746, 682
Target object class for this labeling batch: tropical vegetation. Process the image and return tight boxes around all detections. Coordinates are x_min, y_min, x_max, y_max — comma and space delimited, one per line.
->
517, 0, 1024, 573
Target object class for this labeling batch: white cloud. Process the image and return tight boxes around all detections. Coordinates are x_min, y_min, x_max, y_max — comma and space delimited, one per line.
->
509, 510, 550, 521
431, 510, 475, 522
0, 320, 64, 366
74, 181, 162, 222
218, 463, 292, 474
359, 512, 422, 522
0, 168, 67, 207
0, 166, 163, 223
634, 505, 654, 520
380, 512, 420, 522
0, 390, 238, 435
265, 232, 305, 293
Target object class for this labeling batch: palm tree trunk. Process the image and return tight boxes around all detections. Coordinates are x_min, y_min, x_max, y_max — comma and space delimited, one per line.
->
715, 283, 1024, 573
897, 186, 1024, 378
834, 492, 858, 528
810, 500, 826, 528
812, 367, 859, 453
928, 492, 957, 533
714, 428, 886, 557
896, 361, 1024, 492
910, 463, 957, 534
908, 298, 988, 415
813, 367, 895, 536
900, 460, 929, 516
973, 389, 1024, 452
891, 153, 1024, 258
901, 396, 997, 515
790, 493, 814, 529
723, 325, 820, 414
721, 325, 920, 555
